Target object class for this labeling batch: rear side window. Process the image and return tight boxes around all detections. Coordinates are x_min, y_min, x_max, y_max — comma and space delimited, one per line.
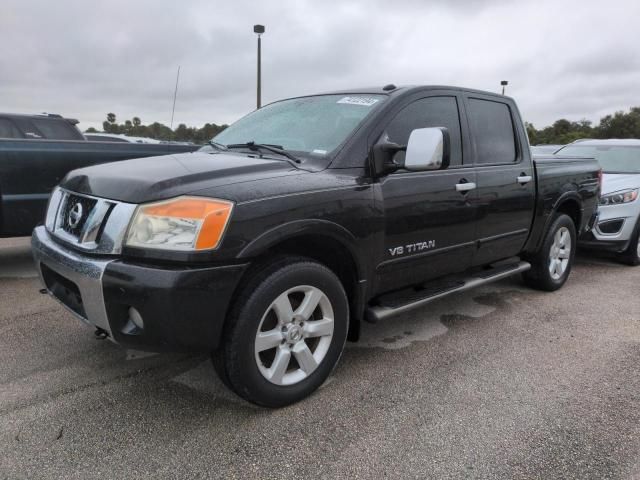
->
0, 118, 22, 139
467, 98, 517, 164
385, 96, 464, 167
29, 118, 82, 140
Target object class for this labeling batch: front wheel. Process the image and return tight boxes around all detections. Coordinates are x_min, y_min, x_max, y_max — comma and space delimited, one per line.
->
523, 213, 576, 291
213, 257, 349, 407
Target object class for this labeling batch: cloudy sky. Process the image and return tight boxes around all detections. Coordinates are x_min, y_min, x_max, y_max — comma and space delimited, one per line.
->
2, 0, 639, 132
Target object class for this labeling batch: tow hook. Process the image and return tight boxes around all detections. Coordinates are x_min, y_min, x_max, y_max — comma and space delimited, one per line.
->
94, 328, 109, 340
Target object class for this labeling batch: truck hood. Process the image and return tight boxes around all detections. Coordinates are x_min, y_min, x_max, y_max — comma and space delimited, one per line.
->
61, 151, 307, 204
602, 173, 640, 195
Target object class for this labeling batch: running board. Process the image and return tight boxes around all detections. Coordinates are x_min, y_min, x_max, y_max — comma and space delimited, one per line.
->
365, 261, 531, 323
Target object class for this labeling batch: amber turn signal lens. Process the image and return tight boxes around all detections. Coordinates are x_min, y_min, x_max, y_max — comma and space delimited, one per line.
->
128, 197, 234, 251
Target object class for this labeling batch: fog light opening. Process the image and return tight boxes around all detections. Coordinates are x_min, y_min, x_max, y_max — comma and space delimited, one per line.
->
129, 307, 144, 329
121, 307, 144, 335
598, 219, 624, 235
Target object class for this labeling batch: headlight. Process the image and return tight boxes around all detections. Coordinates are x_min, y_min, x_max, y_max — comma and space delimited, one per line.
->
600, 189, 638, 206
125, 196, 233, 251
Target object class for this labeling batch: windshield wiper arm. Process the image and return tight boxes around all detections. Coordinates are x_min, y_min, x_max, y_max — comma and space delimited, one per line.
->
207, 140, 228, 151
226, 141, 301, 164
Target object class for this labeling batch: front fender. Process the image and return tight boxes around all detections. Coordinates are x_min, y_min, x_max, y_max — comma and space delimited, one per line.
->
237, 219, 367, 280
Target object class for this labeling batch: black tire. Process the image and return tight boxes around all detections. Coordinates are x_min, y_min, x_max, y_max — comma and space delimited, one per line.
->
618, 220, 640, 266
523, 213, 576, 291
212, 256, 349, 408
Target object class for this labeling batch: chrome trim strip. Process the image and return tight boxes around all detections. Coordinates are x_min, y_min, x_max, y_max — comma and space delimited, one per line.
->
32, 226, 114, 337
477, 228, 529, 245
80, 201, 112, 245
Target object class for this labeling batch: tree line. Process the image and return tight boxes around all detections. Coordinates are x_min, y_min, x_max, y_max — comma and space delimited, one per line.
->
526, 106, 640, 145
86, 106, 640, 146
85, 113, 228, 144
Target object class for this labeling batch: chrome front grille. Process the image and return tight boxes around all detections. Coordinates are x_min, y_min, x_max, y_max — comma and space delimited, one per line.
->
47, 188, 138, 254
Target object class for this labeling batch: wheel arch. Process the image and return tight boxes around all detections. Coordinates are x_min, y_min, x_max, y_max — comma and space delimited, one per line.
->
527, 192, 582, 255
236, 220, 368, 341
554, 194, 582, 232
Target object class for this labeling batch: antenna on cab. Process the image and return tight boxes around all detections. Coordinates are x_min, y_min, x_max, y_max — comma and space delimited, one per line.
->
170, 66, 181, 136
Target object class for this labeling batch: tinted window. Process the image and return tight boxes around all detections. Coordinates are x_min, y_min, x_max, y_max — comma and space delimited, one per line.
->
385, 96, 463, 166
0, 118, 22, 139
467, 98, 517, 164
29, 118, 82, 140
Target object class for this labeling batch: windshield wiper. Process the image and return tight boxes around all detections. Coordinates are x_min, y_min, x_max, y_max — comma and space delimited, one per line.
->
207, 140, 228, 151
226, 141, 301, 164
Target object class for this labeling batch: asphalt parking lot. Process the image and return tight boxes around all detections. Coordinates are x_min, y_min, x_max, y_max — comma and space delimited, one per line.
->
0, 237, 639, 479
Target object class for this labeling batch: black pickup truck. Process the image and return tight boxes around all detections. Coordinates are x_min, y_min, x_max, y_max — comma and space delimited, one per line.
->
31, 86, 600, 407
0, 113, 199, 237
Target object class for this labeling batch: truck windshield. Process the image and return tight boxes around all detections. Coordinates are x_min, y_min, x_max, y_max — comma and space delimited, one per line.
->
556, 144, 640, 173
211, 94, 385, 157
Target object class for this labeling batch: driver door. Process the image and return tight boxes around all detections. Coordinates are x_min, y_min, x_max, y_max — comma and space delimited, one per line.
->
375, 95, 478, 294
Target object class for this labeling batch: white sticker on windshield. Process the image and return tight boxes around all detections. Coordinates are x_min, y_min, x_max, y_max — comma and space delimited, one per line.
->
337, 96, 380, 107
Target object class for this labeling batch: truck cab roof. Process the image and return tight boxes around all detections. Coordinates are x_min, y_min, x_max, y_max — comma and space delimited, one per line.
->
314, 84, 512, 100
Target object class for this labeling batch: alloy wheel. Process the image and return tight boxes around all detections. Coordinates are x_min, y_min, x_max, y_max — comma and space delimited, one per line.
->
549, 226, 571, 280
254, 285, 334, 386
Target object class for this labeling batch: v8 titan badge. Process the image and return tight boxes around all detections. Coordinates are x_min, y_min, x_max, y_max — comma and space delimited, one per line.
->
388, 240, 436, 257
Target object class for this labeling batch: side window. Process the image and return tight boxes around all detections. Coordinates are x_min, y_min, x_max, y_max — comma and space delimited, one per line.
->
467, 98, 517, 164
11, 118, 44, 139
385, 96, 463, 167
29, 118, 83, 140
0, 118, 23, 139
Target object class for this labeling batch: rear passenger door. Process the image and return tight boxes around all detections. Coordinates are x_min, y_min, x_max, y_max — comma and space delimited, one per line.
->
464, 95, 535, 266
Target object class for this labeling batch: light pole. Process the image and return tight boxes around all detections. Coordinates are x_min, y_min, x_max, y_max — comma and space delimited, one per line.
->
254, 24, 265, 109
501, 80, 508, 95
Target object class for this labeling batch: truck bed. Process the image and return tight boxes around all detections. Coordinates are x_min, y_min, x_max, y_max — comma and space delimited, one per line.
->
523, 155, 601, 254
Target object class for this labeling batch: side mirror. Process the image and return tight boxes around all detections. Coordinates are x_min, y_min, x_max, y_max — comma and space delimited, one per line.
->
371, 137, 405, 176
404, 127, 450, 171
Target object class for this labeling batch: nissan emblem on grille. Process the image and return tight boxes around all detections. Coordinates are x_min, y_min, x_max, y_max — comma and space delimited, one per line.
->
67, 202, 84, 229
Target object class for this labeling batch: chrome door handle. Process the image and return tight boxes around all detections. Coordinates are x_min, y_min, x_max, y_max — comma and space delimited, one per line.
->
455, 182, 477, 192
517, 175, 533, 184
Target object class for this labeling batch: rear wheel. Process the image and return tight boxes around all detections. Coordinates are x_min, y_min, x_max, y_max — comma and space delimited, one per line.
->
523, 213, 576, 291
213, 257, 349, 407
618, 220, 640, 266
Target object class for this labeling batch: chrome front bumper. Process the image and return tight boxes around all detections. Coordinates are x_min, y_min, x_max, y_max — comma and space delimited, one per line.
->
32, 226, 114, 336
